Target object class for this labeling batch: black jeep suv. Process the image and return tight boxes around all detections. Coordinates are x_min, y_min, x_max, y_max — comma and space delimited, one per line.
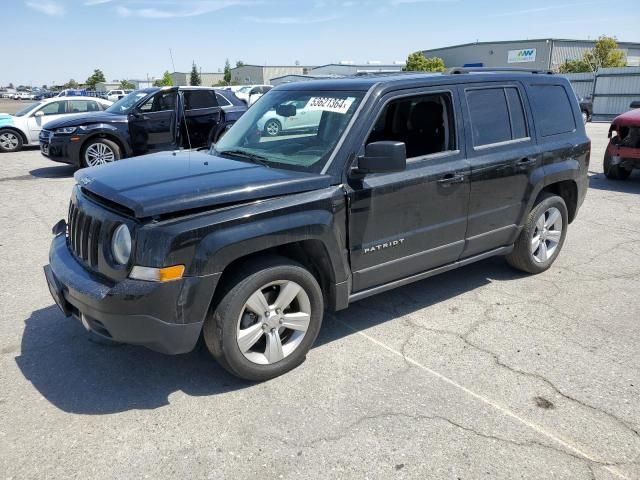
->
39, 87, 246, 168
44, 70, 590, 381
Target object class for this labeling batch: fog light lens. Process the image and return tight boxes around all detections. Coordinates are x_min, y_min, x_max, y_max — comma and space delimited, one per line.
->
111, 224, 131, 265
130, 265, 185, 282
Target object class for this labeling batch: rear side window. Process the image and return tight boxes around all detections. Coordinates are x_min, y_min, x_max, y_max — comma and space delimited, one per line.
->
466, 87, 529, 147
184, 90, 218, 110
528, 85, 576, 137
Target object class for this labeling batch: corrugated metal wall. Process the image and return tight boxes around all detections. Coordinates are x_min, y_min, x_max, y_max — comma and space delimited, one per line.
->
592, 67, 640, 121
562, 72, 595, 99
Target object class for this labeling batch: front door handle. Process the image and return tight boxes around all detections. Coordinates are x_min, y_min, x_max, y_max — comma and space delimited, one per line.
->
437, 173, 465, 185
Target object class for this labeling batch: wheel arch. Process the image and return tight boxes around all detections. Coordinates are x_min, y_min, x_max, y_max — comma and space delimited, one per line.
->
538, 179, 578, 223
80, 130, 130, 158
0, 126, 28, 144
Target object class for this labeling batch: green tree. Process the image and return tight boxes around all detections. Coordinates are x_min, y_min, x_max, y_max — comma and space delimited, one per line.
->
558, 35, 626, 73
223, 58, 231, 84
190, 62, 201, 86
63, 79, 79, 89
235, 60, 244, 68
403, 52, 446, 72
119, 79, 135, 89
153, 70, 174, 87
85, 69, 106, 90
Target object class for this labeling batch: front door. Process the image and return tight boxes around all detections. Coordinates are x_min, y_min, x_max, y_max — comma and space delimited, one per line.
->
459, 83, 540, 258
27, 100, 68, 140
128, 89, 178, 155
347, 88, 470, 292
181, 89, 221, 148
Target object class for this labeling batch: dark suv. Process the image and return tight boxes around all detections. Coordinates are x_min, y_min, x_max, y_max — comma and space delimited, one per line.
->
44, 70, 589, 381
39, 87, 246, 168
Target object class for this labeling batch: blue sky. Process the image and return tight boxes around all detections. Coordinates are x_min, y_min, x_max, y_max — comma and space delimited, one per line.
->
3, 0, 638, 86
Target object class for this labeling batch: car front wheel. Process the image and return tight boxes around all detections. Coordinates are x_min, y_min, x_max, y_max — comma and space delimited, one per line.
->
263, 119, 282, 137
0, 129, 23, 153
81, 138, 121, 168
204, 257, 323, 381
603, 153, 632, 180
506, 193, 568, 274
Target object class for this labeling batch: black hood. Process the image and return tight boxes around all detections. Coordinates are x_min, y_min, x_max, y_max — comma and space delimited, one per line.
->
46, 111, 127, 129
75, 150, 332, 218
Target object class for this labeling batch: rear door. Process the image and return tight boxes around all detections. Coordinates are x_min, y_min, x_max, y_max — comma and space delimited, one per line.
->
181, 89, 221, 148
129, 89, 178, 155
459, 82, 540, 258
347, 87, 471, 292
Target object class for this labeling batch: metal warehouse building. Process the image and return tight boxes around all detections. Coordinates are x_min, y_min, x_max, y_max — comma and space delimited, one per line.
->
421, 39, 640, 71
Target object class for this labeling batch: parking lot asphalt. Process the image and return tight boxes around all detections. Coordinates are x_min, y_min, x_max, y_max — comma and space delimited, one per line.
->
1, 123, 639, 480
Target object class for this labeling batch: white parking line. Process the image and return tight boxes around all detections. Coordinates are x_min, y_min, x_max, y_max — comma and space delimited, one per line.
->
338, 320, 629, 480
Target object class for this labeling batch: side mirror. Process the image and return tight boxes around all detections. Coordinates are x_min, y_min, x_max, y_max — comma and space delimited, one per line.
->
34, 111, 44, 117
354, 141, 406, 175
630, 101, 640, 109
276, 104, 296, 117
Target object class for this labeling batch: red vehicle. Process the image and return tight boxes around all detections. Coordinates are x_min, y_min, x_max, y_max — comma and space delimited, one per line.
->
604, 102, 640, 180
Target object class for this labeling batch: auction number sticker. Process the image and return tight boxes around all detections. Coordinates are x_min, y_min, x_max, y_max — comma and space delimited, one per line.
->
305, 97, 355, 114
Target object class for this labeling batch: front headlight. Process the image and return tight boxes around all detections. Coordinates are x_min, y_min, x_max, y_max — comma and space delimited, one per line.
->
55, 127, 77, 134
111, 224, 131, 265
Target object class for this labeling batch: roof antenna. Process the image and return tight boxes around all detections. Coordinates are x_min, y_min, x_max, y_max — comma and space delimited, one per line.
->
178, 90, 193, 164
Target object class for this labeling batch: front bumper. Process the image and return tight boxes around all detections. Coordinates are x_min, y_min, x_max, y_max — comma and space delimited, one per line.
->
39, 131, 83, 166
45, 232, 219, 354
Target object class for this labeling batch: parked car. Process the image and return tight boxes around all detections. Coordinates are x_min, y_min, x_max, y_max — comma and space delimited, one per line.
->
235, 85, 271, 106
603, 101, 640, 180
44, 70, 589, 381
106, 89, 129, 102
579, 95, 592, 123
257, 99, 322, 136
39, 87, 246, 167
14, 92, 35, 100
0, 96, 112, 153
56, 89, 87, 97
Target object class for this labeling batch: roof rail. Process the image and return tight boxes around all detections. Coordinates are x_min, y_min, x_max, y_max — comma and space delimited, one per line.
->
449, 67, 554, 75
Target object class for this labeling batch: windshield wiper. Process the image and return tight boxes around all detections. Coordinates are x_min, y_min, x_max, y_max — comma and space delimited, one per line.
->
216, 149, 272, 167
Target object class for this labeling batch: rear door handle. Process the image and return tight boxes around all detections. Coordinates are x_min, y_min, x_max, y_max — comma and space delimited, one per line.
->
437, 173, 465, 185
518, 157, 537, 167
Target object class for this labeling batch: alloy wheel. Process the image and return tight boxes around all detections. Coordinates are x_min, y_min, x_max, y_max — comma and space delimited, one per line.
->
531, 207, 563, 263
236, 280, 311, 365
0, 132, 19, 150
265, 120, 280, 136
85, 143, 115, 167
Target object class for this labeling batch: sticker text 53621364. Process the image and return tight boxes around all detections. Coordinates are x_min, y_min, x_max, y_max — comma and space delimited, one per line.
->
305, 97, 355, 114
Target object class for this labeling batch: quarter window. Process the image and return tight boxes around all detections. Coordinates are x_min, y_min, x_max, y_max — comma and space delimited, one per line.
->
215, 92, 231, 107
528, 84, 576, 137
366, 92, 456, 159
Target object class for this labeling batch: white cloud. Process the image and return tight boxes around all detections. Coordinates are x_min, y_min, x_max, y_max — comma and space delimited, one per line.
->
487, 2, 601, 18
25, 0, 65, 16
244, 15, 341, 24
85, 0, 113, 5
115, 0, 254, 18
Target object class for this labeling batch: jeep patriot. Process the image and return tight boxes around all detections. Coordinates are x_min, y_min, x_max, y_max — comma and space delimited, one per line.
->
44, 70, 590, 381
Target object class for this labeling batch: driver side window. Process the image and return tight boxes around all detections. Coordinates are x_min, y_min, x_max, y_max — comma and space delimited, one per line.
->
38, 101, 67, 116
139, 91, 177, 113
366, 92, 456, 159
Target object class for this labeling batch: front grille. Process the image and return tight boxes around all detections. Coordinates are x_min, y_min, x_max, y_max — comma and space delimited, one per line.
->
67, 201, 102, 268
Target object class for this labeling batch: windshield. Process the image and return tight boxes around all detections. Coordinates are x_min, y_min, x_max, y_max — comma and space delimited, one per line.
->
105, 90, 150, 114
15, 102, 42, 117
213, 89, 364, 173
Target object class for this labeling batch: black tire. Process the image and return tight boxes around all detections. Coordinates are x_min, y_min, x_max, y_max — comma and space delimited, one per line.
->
603, 153, 632, 180
581, 110, 589, 124
81, 138, 121, 168
506, 193, 568, 274
263, 119, 282, 137
0, 129, 23, 153
203, 256, 324, 381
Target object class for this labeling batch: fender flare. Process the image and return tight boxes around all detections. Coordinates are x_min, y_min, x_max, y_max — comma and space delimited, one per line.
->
79, 126, 132, 157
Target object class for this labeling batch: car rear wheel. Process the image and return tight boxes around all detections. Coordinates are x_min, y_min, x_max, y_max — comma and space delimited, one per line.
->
81, 138, 121, 168
603, 153, 632, 180
263, 119, 282, 137
203, 257, 323, 381
506, 193, 568, 274
0, 129, 23, 153
581, 111, 589, 124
